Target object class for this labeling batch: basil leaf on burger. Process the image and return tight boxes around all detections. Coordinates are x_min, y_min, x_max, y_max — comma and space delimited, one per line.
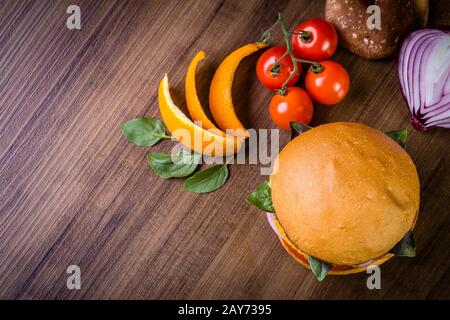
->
245, 180, 275, 213
307, 256, 331, 282
290, 121, 312, 139
389, 231, 416, 257
385, 128, 408, 149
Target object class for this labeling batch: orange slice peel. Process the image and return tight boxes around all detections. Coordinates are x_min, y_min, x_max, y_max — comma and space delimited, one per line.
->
158, 74, 242, 157
185, 51, 220, 131
209, 42, 268, 138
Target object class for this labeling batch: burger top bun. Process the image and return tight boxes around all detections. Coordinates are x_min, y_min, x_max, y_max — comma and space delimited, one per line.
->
270, 123, 420, 265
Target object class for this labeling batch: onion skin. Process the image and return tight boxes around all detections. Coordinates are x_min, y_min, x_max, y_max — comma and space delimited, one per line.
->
411, 117, 426, 131
398, 29, 450, 131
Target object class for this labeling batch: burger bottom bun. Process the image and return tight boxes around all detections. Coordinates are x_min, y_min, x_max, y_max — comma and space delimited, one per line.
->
279, 237, 394, 275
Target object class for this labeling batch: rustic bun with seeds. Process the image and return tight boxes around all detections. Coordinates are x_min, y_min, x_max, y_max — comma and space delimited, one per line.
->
324, 0, 422, 59
270, 122, 420, 266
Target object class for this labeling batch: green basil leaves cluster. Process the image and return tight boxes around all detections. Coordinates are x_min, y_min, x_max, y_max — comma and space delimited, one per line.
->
122, 117, 229, 193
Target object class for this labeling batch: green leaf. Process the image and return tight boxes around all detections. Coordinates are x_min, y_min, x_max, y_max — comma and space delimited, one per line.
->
385, 128, 408, 149
183, 164, 229, 193
122, 118, 167, 147
389, 231, 416, 257
307, 256, 331, 282
290, 122, 312, 140
147, 149, 201, 179
245, 180, 275, 213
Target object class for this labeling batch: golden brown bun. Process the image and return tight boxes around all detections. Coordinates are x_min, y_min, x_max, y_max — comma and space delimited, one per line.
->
271, 122, 420, 265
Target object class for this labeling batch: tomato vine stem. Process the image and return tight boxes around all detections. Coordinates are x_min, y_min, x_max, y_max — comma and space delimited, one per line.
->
262, 13, 322, 96
260, 18, 280, 44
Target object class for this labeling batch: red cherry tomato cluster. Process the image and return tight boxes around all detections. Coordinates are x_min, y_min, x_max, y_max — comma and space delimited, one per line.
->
256, 17, 350, 130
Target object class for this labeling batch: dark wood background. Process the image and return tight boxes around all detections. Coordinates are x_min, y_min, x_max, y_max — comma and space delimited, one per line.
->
0, 0, 449, 300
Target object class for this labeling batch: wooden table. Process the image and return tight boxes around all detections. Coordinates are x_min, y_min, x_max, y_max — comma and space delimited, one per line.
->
0, 0, 449, 300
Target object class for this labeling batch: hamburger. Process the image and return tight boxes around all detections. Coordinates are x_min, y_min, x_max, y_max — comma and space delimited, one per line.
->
247, 122, 420, 280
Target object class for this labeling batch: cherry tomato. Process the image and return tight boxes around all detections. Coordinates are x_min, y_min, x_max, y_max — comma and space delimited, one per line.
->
269, 87, 313, 130
292, 18, 338, 61
256, 46, 301, 90
305, 61, 350, 105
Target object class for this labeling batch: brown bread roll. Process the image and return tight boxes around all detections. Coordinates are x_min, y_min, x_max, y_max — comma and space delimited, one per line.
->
325, 0, 425, 59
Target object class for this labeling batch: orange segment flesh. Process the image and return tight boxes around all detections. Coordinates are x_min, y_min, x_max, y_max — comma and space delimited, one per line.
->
209, 42, 268, 138
158, 74, 242, 157
185, 51, 220, 131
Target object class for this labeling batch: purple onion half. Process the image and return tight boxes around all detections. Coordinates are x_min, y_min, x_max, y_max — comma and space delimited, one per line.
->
398, 29, 450, 131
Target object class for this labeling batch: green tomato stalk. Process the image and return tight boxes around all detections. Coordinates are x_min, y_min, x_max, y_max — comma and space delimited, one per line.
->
261, 13, 323, 96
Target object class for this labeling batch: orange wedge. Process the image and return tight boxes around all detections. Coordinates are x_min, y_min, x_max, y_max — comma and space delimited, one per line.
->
209, 42, 268, 138
158, 74, 242, 157
185, 51, 219, 131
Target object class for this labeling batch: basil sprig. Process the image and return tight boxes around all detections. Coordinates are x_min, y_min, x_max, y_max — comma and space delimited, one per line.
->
122, 117, 232, 193
122, 117, 169, 147
290, 121, 312, 139
385, 128, 408, 148
184, 164, 229, 193
246, 180, 275, 212
147, 149, 200, 179
389, 231, 416, 257
307, 256, 331, 282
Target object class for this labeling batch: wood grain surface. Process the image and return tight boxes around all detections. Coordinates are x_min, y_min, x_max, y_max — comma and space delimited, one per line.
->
0, 0, 449, 300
